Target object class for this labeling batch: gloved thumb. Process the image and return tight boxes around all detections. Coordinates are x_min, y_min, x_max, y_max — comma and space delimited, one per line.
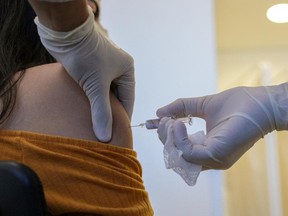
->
173, 120, 217, 166
90, 95, 113, 142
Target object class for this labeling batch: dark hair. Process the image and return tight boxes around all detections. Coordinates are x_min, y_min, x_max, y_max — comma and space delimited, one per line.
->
0, 0, 56, 123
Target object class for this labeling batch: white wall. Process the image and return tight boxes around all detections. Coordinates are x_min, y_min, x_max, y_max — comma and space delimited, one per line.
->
101, 1, 222, 215
219, 48, 288, 89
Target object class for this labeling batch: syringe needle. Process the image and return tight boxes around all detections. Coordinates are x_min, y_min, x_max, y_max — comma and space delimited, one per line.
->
130, 123, 146, 128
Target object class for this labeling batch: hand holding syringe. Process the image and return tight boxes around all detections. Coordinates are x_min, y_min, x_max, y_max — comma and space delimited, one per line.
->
131, 115, 193, 129
132, 114, 202, 186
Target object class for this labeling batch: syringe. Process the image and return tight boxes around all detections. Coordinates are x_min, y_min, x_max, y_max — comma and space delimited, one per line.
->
131, 115, 193, 130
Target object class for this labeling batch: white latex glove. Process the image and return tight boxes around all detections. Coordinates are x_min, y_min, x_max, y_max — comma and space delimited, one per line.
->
157, 83, 288, 170
35, 8, 135, 142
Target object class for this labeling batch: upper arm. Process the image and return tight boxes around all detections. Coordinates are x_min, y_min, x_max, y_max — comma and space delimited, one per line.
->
28, 0, 89, 31
1, 64, 133, 148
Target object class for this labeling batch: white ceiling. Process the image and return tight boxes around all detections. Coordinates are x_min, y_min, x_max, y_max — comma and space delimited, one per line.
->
216, 0, 288, 51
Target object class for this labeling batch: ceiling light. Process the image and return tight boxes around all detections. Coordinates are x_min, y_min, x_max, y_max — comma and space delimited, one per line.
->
266, 3, 288, 23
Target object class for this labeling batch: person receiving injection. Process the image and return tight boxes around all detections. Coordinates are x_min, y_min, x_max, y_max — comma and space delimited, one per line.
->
156, 83, 288, 172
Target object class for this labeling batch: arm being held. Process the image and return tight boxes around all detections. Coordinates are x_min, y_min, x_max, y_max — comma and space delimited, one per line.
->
157, 83, 288, 171
28, 0, 135, 142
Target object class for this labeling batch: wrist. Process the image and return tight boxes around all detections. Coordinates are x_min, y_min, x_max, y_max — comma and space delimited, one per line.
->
265, 82, 288, 131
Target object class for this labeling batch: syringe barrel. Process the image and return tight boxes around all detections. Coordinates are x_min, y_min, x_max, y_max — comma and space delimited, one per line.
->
145, 116, 193, 130
145, 119, 160, 129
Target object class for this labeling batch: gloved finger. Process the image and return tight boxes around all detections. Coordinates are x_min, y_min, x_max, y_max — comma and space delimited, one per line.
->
157, 117, 174, 144
156, 96, 209, 119
172, 119, 191, 150
173, 119, 224, 168
90, 92, 113, 142
179, 138, 224, 169
112, 80, 135, 120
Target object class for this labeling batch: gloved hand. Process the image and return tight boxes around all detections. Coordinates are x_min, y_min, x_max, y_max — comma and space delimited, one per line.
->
35, 7, 135, 142
157, 83, 288, 170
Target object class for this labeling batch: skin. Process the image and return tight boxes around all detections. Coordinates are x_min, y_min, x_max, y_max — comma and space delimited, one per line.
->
27, 1, 89, 32
87, 0, 97, 14
0, 63, 133, 149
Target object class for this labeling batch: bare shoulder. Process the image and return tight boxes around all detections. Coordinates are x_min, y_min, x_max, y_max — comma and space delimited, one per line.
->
1, 63, 132, 148
1, 63, 97, 140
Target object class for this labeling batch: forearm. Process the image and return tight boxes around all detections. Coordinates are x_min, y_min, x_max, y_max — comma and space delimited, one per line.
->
28, 0, 88, 31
